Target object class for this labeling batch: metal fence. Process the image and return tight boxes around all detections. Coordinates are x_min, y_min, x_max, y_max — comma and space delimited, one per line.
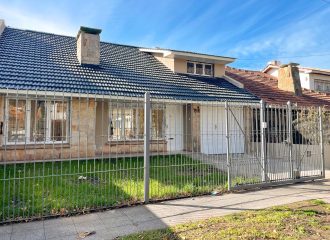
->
0, 90, 325, 223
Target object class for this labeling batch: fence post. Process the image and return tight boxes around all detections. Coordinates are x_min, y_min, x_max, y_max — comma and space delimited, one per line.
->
319, 106, 325, 178
144, 92, 151, 203
260, 100, 268, 182
287, 101, 294, 179
225, 101, 231, 191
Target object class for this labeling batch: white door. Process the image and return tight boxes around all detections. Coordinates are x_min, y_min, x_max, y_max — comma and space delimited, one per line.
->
201, 105, 244, 154
165, 104, 183, 152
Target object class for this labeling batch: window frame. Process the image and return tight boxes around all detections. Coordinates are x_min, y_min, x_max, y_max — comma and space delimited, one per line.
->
4, 97, 69, 145
108, 102, 165, 142
314, 79, 330, 93
186, 61, 213, 76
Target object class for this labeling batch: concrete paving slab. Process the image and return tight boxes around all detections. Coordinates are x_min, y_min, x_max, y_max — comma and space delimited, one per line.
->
11, 230, 45, 240
47, 235, 77, 240
0, 224, 12, 235
121, 206, 160, 223
12, 221, 42, 233
0, 233, 11, 240
44, 224, 76, 240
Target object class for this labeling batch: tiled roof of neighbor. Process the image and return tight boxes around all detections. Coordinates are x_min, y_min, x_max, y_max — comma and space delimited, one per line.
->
226, 66, 330, 107
299, 66, 330, 75
263, 64, 330, 76
0, 27, 259, 102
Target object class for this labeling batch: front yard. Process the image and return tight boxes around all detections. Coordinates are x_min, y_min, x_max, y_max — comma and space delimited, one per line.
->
0, 155, 226, 222
120, 199, 330, 240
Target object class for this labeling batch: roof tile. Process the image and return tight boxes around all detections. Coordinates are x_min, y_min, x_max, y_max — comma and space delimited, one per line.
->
0, 27, 258, 102
226, 66, 330, 107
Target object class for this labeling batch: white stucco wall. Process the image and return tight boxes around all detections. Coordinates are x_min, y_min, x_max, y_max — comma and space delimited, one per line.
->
165, 104, 183, 151
267, 68, 279, 78
200, 105, 244, 154
325, 145, 330, 170
266, 68, 330, 91
299, 72, 311, 89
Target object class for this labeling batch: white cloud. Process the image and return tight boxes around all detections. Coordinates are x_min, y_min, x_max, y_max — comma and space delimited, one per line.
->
229, 6, 330, 69
0, 4, 79, 36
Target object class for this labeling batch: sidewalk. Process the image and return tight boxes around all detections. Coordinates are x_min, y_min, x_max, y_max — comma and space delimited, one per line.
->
1, 171, 329, 240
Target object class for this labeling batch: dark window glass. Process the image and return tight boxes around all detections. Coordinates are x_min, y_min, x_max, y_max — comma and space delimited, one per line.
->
49, 102, 67, 142
30, 100, 46, 142
109, 104, 164, 140
8, 100, 26, 142
187, 62, 194, 74
205, 64, 212, 76
196, 63, 203, 74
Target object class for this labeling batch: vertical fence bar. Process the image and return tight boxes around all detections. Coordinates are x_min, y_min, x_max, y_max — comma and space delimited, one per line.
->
225, 101, 231, 191
319, 106, 325, 178
260, 100, 268, 182
144, 92, 151, 203
287, 101, 294, 179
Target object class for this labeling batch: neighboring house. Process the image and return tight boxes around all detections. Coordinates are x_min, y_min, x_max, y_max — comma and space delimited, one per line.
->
226, 64, 330, 170
263, 60, 330, 93
227, 65, 330, 106
0, 20, 259, 162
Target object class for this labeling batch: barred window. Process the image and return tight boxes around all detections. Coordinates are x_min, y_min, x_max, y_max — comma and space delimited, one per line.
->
6, 98, 68, 144
108, 102, 165, 141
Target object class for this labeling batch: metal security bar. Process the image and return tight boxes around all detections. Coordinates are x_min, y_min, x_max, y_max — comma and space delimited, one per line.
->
0, 90, 325, 223
228, 101, 324, 190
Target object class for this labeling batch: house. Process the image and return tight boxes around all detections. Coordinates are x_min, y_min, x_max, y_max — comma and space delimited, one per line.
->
227, 64, 330, 106
226, 64, 330, 170
263, 60, 330, 93
0, 20, 259, 162
0, 20, 327, 224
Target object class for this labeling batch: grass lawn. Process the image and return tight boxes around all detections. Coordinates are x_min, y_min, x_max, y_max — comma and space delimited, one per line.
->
119, 199, 330, 240
0, 155, 227, 222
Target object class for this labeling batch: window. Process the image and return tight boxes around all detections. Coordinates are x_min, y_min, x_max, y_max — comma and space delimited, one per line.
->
6, 98, 68, 144
109, 102, 165, 141
186, 62, 213, 76
314, 79, 330, 93
7, 99, 26, 143
204, 64, 212, 75
49, 102, 68, 142
187, 62, 194, 74
196, 63, 203, 75
152, 109, 164, 139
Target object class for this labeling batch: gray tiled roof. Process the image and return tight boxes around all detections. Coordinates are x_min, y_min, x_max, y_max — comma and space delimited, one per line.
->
0, 27, 259, 102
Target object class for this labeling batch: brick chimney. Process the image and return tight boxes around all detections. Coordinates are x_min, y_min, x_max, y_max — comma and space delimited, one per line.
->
77, 26, 102, 65
278, 63, 302, 96
0, 19, 5, 36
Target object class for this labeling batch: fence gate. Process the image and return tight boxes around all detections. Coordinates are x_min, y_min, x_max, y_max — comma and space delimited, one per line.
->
227, 101, 325, 190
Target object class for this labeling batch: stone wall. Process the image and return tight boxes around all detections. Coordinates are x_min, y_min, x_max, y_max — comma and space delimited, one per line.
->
278, 63, 302, 96
96, 140, 167, 156
77, 31, 100, 65
0, 97, 167, 162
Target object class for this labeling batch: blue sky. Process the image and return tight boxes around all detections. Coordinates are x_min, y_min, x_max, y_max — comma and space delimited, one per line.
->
0, 0, 330, 70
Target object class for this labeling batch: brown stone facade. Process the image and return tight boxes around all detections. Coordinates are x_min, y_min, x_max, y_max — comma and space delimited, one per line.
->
278, 63, 302, 96
0, 96, 167, 162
